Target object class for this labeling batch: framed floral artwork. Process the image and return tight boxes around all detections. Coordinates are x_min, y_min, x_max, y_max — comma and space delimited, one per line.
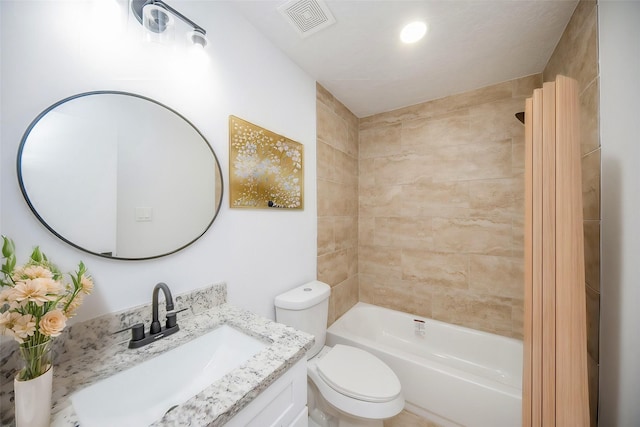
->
229, 116, 304, 209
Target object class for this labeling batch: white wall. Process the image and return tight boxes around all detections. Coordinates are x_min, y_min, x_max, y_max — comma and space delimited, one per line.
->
0, 0, 317, 322
599, 1, 640, 425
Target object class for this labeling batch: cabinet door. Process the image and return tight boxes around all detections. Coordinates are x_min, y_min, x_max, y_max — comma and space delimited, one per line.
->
226, 358, 307, 427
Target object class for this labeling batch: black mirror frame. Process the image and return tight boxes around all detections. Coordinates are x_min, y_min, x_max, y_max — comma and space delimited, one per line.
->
17, 91, 224, 261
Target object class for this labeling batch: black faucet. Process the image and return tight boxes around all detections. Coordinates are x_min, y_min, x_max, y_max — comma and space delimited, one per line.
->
128, 282, 180, 349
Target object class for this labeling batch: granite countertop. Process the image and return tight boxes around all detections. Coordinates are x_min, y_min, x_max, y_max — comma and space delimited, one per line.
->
0, 283, 314, 427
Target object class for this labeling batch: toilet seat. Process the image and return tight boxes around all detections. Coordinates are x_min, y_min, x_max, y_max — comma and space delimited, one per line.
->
316, 345, 401, 403
307, 345, 405, 420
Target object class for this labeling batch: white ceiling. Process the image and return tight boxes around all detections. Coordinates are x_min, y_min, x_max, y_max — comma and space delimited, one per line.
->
230, 0, 578, 118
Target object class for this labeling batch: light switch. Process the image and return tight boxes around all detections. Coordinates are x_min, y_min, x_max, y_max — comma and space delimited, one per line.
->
135, 207, 153, 222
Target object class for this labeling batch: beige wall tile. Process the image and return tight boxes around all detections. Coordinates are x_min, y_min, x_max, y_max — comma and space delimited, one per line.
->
317, 217, 334, 256
569, 5, 599, 91
329, 276, 359, 324
428, 139, 512, 182
582, 148, 600, 220
359, 80, 512, 131
317, 102, 348, 150
359, 273, 400, 305
359, 157, 376, 187
511, 299, 524, 339
586, 285, 600, 362
457, 139, 513, 181
335, 216, 357, 250
375, 217, 433, 250
317, 84, 359, 322
317, 140, 335, 181
359, 273, 423, 310
469, 254, 524, 299
584, 220, 600, 291
401, 112, 472, 149
402, 181, 470, 218
402, 249, 469, 288
466, 97, 526, 142
374, 279, 433, 319
358, 273, 376, 304
359, 184, 403, 217
469, 177, 519, 219
316, 83, 334, 109
347, 247, 358, 278
334, 99, 358, 131
587, 354, 598, 427
512, 215, 525, 259
512, 73, 543, 98
316, 178, 332, 217
359, 123, 402, 159
359, 245, 402, 278
318, 249, 349, 286
335, 149, 358, 186
373, 154, 433, 186
355, 81, 528, 337
432, 217, 512, 256
580, 78, 600, 155
512, 137, 526, 176
358, 217, 375, 246
431, 288, 514, 336
346, 125, 359, 158
543, 1, 598, 91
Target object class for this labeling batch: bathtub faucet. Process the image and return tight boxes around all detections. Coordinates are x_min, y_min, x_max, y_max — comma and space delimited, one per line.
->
414, 319, 426, 337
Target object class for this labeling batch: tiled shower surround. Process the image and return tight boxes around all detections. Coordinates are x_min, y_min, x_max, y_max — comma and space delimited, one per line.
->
357, 75, 537, 339
317, 74, 537, 339
316, 84, 360, 325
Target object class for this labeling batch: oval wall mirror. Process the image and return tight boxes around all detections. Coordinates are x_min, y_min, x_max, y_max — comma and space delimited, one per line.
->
18, 91, 223, 260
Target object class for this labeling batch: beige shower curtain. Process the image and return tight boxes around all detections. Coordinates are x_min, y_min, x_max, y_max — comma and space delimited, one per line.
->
522, 75, 589, 426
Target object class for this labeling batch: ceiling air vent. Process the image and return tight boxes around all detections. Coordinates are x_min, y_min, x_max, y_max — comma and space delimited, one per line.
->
278, 0, 336, 38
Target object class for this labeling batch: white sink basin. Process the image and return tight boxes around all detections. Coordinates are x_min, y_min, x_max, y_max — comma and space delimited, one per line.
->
70, 325, 267, 427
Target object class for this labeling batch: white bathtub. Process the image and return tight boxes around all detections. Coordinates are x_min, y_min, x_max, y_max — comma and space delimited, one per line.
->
326, 302, 522, 427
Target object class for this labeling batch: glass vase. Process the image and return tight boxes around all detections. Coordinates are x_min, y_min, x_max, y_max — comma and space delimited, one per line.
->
16, 339, 53, 381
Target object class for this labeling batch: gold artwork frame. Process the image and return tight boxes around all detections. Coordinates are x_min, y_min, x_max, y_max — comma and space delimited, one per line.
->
229, 116, 304, 209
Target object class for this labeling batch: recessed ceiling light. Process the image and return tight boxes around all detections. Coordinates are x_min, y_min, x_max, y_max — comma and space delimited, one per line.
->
400, 21, 427, 44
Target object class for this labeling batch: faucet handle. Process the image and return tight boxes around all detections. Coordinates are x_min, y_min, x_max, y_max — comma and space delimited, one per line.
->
113, 323, 146, 342
166, 312, 177, 329
165, 307, 186, 329
131, 323, 145, 341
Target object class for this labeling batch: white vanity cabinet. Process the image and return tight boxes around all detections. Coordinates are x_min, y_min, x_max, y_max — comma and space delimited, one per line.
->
225, 358, 307, 427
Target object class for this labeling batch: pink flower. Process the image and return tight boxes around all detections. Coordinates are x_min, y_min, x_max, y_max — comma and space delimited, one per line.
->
12, 279, 54, 306
80, 275, 94, 295
12, 314, 37, 342
64, 294, 83, 318
0, 287, 17, 305
0, 311, 21, 342
22, 265, 54, 280
39, 309, 67, 337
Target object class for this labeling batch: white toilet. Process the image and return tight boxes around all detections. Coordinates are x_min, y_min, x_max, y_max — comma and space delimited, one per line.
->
275, 281, 404, 427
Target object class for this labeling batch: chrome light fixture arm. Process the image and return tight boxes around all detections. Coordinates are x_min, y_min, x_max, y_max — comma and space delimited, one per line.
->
131, 0, 207, 37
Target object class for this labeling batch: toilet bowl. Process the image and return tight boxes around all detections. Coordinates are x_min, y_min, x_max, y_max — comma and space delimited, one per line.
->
274, 281, 404, 427
307, 345, 404, 426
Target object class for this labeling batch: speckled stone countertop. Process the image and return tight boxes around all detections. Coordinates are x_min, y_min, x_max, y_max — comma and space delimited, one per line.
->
0, 283, 314, 426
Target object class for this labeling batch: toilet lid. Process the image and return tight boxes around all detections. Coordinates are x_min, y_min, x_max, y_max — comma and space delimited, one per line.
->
316, 345, 401, 403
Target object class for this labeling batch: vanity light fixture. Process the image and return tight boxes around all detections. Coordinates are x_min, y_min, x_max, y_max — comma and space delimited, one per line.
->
131, 0, 208, 48
400, 21, 427, 44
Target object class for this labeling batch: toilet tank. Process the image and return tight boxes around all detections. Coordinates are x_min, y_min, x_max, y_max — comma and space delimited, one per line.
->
274, 281, 330, 359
